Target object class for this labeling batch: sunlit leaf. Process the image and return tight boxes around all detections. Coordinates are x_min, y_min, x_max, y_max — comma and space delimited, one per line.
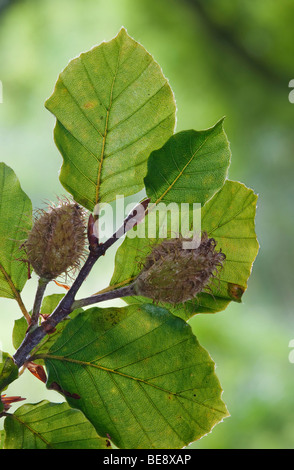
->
42, 304, 228, 449
0, 163, 32, 300
144, 119, 230, 206
45, 28, 176, 211
196, 179, 259, 307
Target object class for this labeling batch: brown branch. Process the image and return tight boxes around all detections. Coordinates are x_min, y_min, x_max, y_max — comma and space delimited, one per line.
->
13, 199, 149, 368
28, 278, 49, 328
71, 282, 136, 310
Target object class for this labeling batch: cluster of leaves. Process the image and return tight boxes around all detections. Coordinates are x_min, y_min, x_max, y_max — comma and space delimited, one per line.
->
0, 29, 258, 449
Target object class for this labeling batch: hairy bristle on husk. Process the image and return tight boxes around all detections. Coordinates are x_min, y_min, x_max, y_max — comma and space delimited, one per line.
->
25, 200, 86, 280
134, 232, 225, 304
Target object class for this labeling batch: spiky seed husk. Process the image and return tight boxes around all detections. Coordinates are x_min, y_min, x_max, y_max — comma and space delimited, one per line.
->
25, 201, 86, 280
134, 232, 225, 304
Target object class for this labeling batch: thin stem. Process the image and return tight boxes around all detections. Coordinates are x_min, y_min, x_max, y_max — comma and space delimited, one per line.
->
72, 283, 136, 310
15, 293, 31, 325
29, 278, 49, 327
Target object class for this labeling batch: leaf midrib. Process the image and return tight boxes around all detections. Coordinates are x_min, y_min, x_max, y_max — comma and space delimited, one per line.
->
95, 44, 121, 207
149, 132, 212, 210
9, 414, 53, 449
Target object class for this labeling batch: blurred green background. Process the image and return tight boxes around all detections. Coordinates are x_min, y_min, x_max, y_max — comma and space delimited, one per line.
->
0, 0, 294, 449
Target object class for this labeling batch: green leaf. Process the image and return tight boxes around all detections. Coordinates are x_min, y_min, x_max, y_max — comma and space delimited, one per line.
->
0, 430, 5, 449
0, 163, 32, 300
197, 179, 259, 306
0, 352, 19, 392
110, 180, 258, 320
42, 304, 228, 449
3, 400, 110, 449
144, 119, 230, 206
40, 293, 65, 314
12, 316, 27, 351
45, 28, 176, 211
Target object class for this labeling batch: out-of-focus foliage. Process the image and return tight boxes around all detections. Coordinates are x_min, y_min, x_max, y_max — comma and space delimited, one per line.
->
0, 0, 293, 449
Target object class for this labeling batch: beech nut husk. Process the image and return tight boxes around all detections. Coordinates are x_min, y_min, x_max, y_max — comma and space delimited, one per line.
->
134, 232, 225, 304
25, 200, 86, 280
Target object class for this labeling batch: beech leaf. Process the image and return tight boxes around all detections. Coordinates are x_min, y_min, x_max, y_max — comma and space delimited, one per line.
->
3, 400, 109, 449
42, 304, 228, 449
0, 163, 32, 301
45, 28, 176, 211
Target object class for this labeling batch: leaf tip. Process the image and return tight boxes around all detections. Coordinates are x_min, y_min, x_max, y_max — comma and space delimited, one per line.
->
212, 116, 226, 132
118, 25, 128, 35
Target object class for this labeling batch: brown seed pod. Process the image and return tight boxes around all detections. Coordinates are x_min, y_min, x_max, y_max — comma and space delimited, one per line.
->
25, 200, 86, 280
134, 232, 225, 304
